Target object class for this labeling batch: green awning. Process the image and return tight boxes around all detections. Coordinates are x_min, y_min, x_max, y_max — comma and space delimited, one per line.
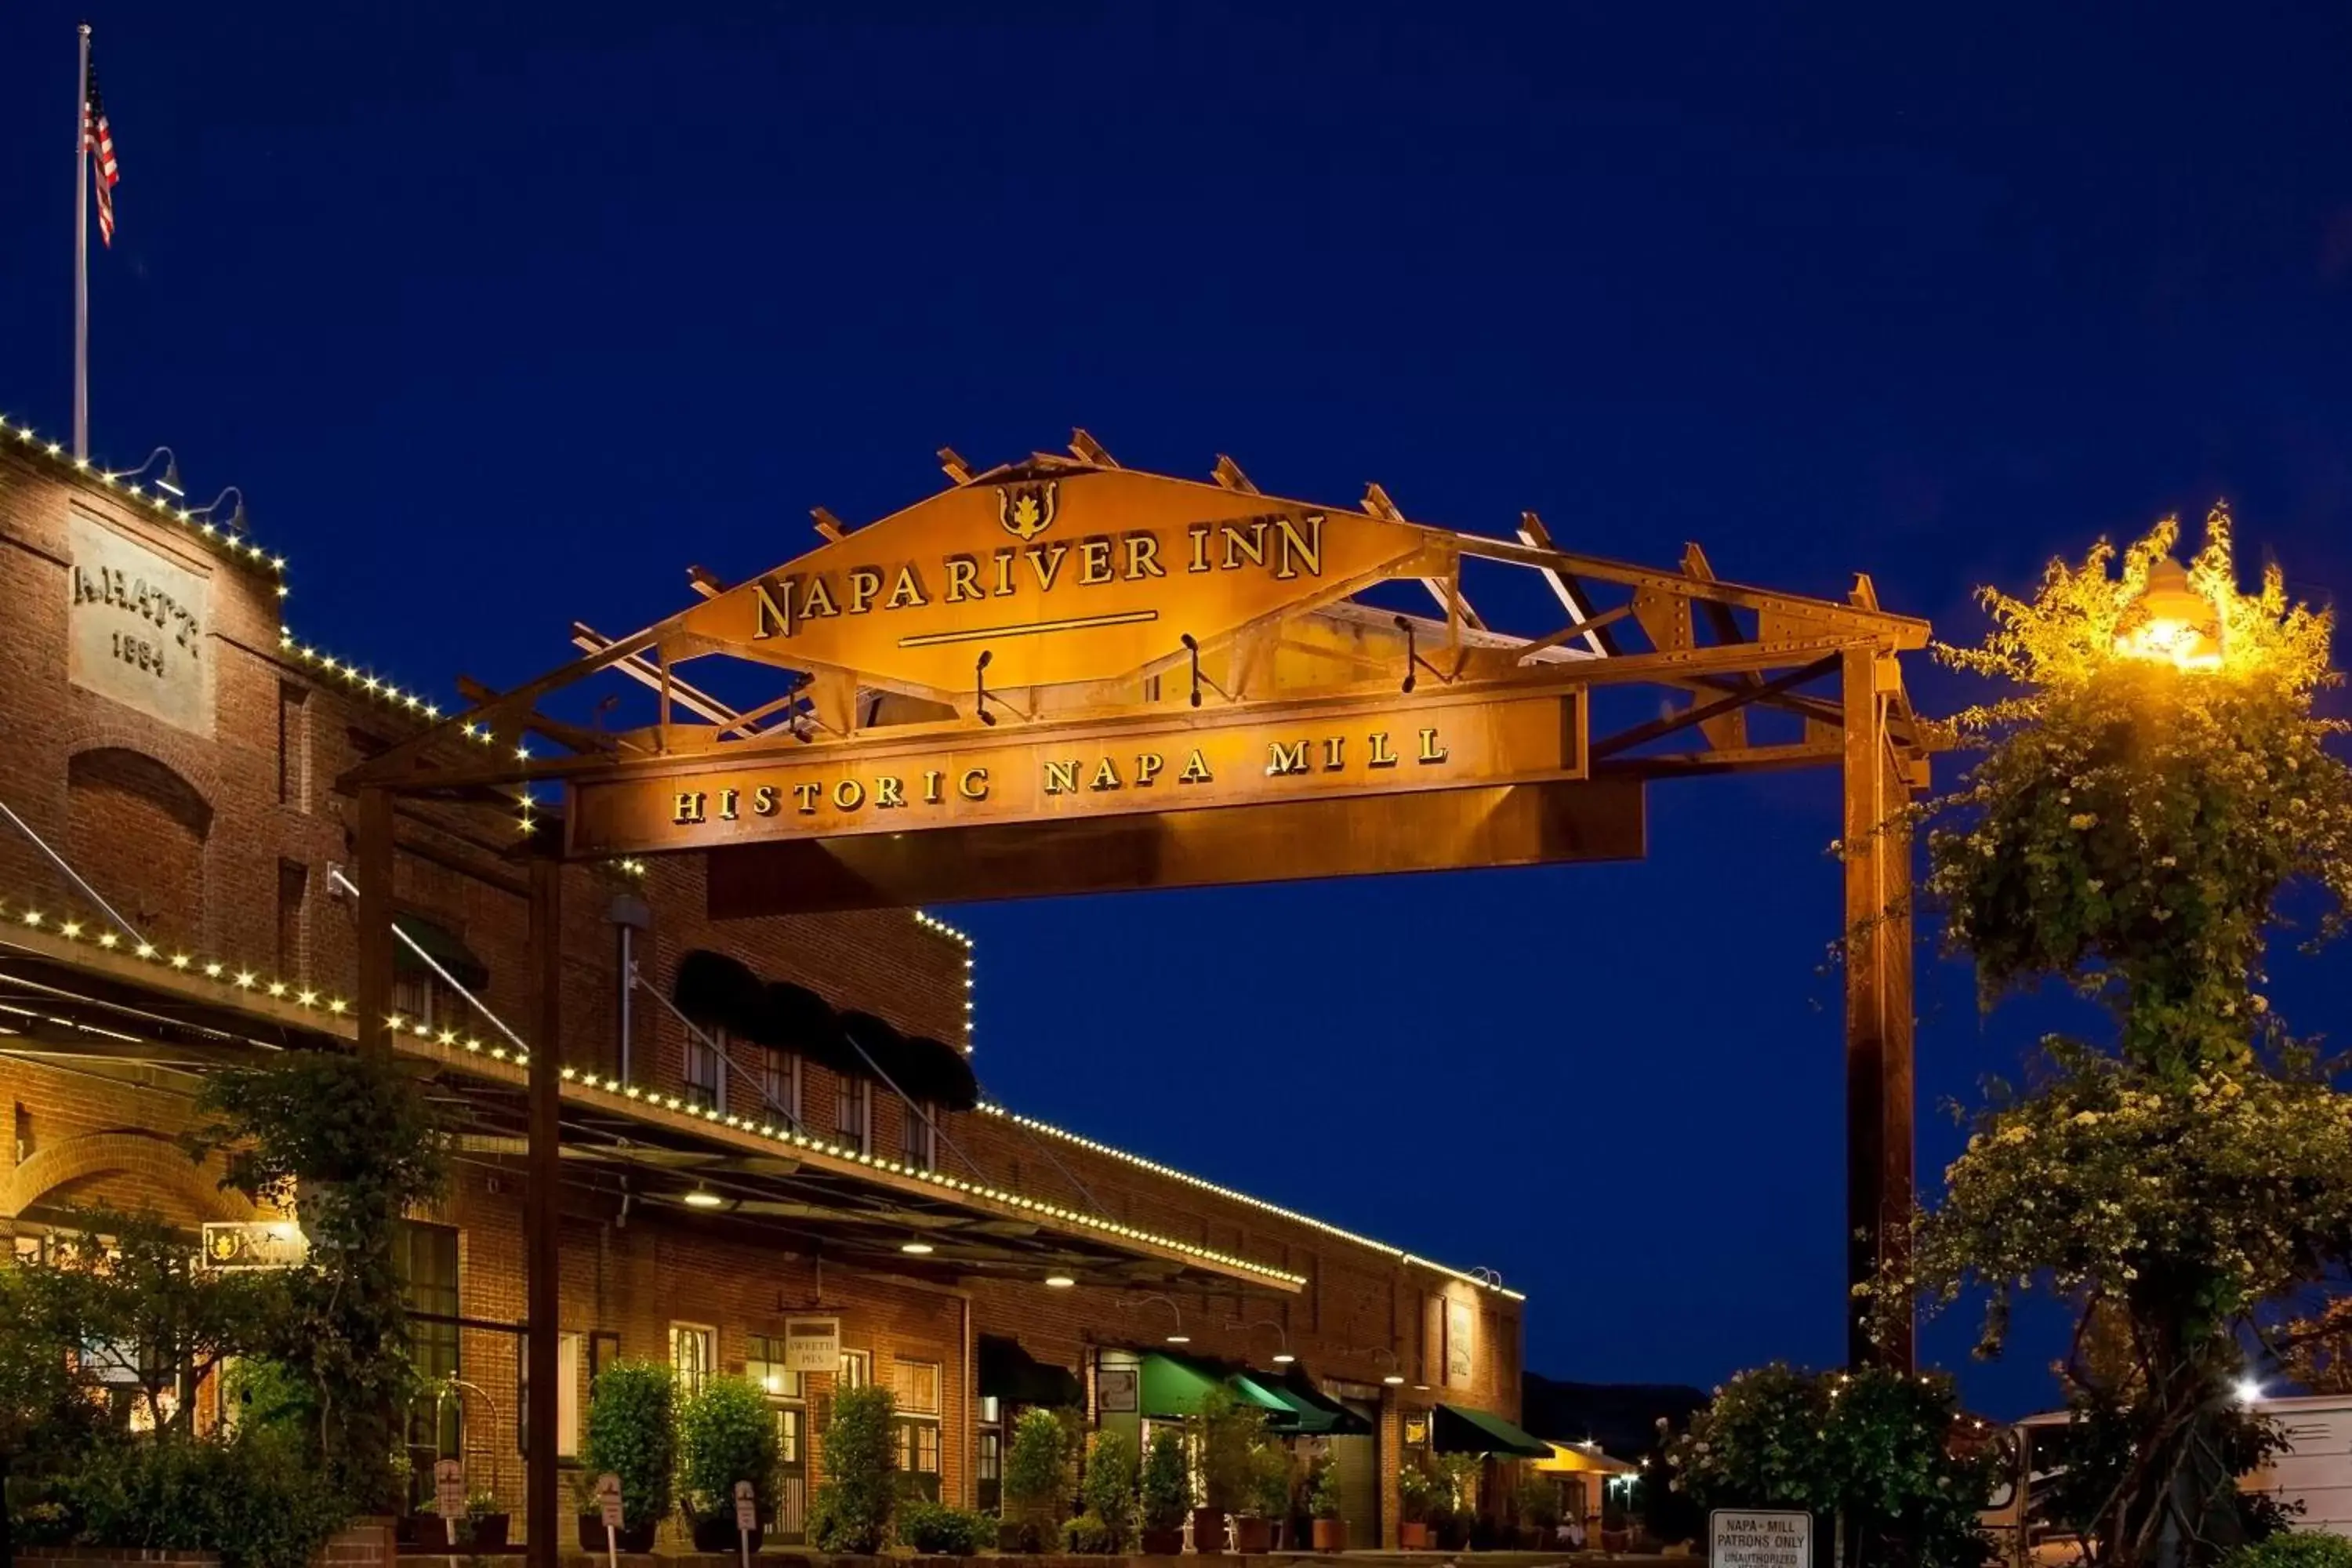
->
1232, 1373, 1312, 1423
1136, 1352, 1291, 1419
1432, 1403, 1551, 1459
393, 914, 488, 991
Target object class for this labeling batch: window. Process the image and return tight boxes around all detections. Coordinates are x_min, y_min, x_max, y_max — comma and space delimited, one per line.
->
978, 1428, 1002, 1512
889, 1358, 942, 1415
762, 1049, 801, 1126
670, 1323, 716, 1396
556, 1332, 581, 1458
978, 1395, 1000, 1425
277, 682, 310, 811
275, 861, 307, 978
746, 1332, 801, 1400
837, 1350, 871, 1389
835, 1076, 869, 1153
397, 1222, 460, 1507
892, 1358, 943, 1500
895, 1417, 942, 1497
392, 971, 451, 1031
901, 1099, 935, 1172
685, 1029, 727, 1113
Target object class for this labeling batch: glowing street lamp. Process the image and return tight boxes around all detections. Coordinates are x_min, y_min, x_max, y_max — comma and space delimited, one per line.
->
2114, 556, 2223, 671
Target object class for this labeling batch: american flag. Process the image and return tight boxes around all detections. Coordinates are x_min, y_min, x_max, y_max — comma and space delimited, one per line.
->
83, 58, 118, 247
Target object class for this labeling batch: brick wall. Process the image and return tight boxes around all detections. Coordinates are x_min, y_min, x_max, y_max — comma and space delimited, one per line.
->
0, 446, 1528, 1548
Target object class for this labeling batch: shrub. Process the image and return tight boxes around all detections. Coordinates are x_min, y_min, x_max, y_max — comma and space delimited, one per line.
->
1311, 1461, 1343, 1521
897, 1499, 989, 1555
580, 1361, 677, 1530
1247, 1439, 1292, 1519
1003, 1406, 1069, 1529
1082, 1428, 1139, 1548
1398, 1463, 1436, 1525
65, 1429, 349, 1568
2223, 1537, 2352, 1568
1062, 1510, 1117, 1553
1515, 1476, 1561, 1532
1191, 1387, 1262, 1514
810, 1384, 897, 1553
678, 1374, 780, 1521
1141, 1425, 1193, 1531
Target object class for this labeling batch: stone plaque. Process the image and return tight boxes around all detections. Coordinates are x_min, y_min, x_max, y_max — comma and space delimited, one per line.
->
66, 514, 213, 735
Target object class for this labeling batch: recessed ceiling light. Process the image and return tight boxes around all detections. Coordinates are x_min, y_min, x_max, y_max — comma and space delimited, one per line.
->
1044, 1274, 1076, 1289
901, 1240, 936, 1255
683, 1189, 724, 1210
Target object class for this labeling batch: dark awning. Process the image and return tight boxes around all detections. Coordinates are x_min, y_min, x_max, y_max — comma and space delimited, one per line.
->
977, 1334, 1082, 1408
1276, 1371, 1374, 1437
1432, 1403, 1551, 1459
393, 914, 488, 991
757, 982, 862, 1075
673, 949, 764, 1035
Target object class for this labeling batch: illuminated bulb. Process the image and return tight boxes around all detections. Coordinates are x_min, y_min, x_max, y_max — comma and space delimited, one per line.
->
1044, 1274, 1076, 1289
1272, 1352, 1296, 1364
900, 1240, 935, 1255
98, 932, 118, 949
683, 1189, 724, 1210
1383, 1374, 1406, 1386
1166, 1334, 1189, 1345
2236, 1377, 2265, 1406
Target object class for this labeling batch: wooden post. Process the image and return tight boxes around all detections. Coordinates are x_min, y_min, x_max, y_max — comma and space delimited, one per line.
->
354, 787, 394, 1060
527, 852, 564, 1568
1842, 645, 1915, 1370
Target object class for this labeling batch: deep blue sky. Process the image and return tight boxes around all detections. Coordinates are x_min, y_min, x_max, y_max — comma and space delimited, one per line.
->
7, 2, 2352, 1420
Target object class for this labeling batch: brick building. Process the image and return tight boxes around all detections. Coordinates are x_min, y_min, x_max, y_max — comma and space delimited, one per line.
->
0, 428, 1535, 1549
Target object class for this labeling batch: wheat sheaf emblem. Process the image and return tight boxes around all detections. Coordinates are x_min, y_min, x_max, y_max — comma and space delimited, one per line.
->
997, 481, 1059, 543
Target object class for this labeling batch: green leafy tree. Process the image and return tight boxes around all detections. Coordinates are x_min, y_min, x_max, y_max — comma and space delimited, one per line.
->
1884, 513, 2352, 1568
581, 1362, 677, 1531
1082, 1428, 1140, 1548
190, 1047, 448, 1511
1000, 1406, 1069, 1548
678, 1374, 781, 1521
809, 1383, 897, 1553
1190, 1385, 1263, 1515
1140, 1425, 1193, 1533
1664, 1365, 1994, 1568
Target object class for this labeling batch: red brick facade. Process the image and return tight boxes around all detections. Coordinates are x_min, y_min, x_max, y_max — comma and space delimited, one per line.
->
0, 440, 1527, 1548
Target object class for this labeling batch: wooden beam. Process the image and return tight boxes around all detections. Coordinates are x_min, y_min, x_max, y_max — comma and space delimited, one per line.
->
1069, 429, 1117, 467
811, 507, 847, 543
1211, 455, 1258, 494
937, 447, 974, 485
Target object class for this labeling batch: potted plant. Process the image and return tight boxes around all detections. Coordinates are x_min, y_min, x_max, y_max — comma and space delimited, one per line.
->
580, 1360, 677, 1553
1139, 1426, 1193, 1555
1189, 1387, 1261, 1555
1062, 1512, 1118, 1554
1082, 1428, 1140, 1552
1513, 1476, 1560, 1550
810, 1383, 898, 1553
1396, 1464, 1435, 1549
680, 1374, 781, 1552
897, 1499, 989, 1555
999, 1406, 1068, 1552
413, 1501, 452, 1552
1309, 1461, 1347, 1552
465, 1487, 511, 1551
1236, 1439, 1290, 1552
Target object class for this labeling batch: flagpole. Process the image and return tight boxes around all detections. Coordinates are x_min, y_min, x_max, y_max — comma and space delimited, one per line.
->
73, 22, 90, 460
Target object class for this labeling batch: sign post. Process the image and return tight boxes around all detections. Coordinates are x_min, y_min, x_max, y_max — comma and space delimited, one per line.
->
1711, 1510, 1812, 1568
434, 1459, 464, 1564
597, 1472, 623, 1568
734, 1479, 757, 1568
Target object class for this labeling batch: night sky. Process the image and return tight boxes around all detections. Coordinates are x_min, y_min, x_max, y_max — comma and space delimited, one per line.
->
6, 2, 2352, 1421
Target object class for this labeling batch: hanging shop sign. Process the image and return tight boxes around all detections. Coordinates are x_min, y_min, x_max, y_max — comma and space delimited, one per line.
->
677, 467, 1435, 695
568, 687, 1584, 858
783, 1316, 841, 1374
200, 1221, 309, 1271
66, 512, 213, 736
